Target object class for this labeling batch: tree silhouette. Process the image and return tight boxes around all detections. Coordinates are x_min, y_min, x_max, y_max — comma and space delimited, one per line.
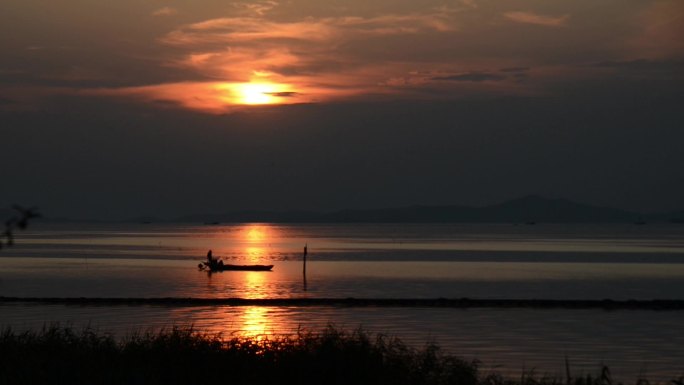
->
1, 205, 40, 249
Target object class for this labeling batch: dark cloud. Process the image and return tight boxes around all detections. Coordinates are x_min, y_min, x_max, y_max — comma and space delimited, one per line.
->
592, 58, 684, 72
499, 67, 530, 73
266, 91, 299, 97
432, 72, 506, 82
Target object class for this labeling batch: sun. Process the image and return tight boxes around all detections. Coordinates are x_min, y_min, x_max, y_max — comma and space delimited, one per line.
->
213, 81, 296, 107
235, 82, 291, 105
238, 83, 274, 104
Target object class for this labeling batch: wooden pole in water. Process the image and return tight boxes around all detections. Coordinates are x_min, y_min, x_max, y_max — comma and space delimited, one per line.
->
303, 243, 308, 291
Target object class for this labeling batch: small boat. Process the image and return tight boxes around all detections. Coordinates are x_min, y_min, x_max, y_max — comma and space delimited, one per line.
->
199, 249, 273, 272
212, 264, 273, 272
198, 261, 273, 272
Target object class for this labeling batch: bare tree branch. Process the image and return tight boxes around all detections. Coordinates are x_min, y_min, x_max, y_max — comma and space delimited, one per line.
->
1, 205, 40, 249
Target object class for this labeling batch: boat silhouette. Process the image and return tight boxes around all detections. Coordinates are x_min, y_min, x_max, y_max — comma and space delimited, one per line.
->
199, 262, 273, 272
199, 249, 273, 272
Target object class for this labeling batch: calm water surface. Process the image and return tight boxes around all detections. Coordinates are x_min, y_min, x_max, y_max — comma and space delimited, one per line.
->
1, 223, 683, 380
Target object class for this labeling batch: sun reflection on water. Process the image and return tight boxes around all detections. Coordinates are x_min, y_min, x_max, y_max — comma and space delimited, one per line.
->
238, 306, 271, 340
242, 271, 268, 299
240, 224, 278, 262
245, 246, 266, 261
245, 225, 268, 243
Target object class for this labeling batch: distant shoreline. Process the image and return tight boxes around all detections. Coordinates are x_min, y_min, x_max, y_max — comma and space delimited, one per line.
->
2, 297, 683, 310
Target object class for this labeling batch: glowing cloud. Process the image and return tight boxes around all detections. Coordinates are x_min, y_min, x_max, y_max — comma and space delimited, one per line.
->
140, 9, 462, 112
152, 7, 178, 17
161, 11, 454, 46
231, 1, 279, 16
86, 80, 338, 113
504, 11, 569, 27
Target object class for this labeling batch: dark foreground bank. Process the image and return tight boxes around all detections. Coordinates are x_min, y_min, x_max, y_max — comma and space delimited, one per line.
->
1, 326, 681, 385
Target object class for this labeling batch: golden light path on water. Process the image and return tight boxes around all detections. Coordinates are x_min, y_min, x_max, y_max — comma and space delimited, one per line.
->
245, 224, 269, 243
239, 306, 271, 341
219, 224, 279, 338
242, 223, 274, 263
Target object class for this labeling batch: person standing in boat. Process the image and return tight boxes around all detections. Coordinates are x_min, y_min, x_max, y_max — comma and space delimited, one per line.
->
206, 249, 224, 270
207, 249, 215, 269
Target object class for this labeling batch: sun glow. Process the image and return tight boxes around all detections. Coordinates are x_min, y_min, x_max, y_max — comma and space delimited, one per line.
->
234, 82, 291, 105
238, 83, 275, 104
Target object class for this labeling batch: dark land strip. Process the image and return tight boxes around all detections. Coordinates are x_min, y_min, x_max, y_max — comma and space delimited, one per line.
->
2, 297, 684, 310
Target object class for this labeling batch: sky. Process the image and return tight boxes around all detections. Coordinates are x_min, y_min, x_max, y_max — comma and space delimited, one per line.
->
1, 0, 683, 219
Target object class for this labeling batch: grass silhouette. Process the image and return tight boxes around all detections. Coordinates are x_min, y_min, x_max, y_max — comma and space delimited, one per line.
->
0, 325, 680, 385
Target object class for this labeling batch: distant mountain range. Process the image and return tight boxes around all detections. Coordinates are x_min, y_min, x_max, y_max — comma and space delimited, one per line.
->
8, 195, 684, 224
44, 195, 684, 224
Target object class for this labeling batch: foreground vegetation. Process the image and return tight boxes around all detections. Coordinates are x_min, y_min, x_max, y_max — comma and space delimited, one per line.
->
0, 326, 680, 385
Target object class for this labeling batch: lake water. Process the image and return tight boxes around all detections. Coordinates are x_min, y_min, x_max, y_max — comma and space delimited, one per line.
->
1, 222, 683, 380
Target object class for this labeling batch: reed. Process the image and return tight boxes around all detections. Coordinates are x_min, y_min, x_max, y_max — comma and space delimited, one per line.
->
0, 325, 678, 385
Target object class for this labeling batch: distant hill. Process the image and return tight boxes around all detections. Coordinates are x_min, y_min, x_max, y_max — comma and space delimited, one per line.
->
316, 195, 640, 223
318, 205, 477, 223
35, 195, 683, 224
473, 195, 639, 223
164, 195, 646, 224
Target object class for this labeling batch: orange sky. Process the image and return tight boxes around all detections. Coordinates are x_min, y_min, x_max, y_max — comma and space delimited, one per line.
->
1, 0, 682, 113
